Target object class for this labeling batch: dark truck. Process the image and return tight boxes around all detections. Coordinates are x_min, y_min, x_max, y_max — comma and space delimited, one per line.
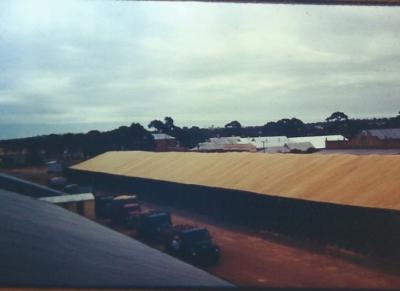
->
95, 195, 114, 218
96, 194, 141, 226
165, 225, 220, 265
137, 211, 220, 265
111, 195, 141, 226
136, 211, 172, 240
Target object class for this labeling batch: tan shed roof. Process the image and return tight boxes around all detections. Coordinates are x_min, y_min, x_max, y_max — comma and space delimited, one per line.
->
72, 151, 400, 211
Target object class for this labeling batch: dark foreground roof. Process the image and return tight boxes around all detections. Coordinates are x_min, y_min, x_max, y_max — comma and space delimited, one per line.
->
0, 172, 63, 198
0, 190, 233, 288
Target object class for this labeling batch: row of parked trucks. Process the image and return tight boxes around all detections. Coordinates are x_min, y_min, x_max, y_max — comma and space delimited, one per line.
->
47, 174, 220, 265
96, 194, 220, 265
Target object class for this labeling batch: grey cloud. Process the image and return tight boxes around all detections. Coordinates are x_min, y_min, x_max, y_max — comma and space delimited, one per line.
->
0, 1, 399, 137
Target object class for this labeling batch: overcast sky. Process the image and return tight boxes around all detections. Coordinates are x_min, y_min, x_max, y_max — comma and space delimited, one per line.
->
0, 0, 399, 139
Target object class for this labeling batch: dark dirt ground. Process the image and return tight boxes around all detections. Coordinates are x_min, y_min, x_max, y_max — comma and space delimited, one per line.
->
133, 202, 400, 288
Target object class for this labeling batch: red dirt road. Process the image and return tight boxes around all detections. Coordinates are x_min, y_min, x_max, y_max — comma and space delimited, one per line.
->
140, 202, 400, 288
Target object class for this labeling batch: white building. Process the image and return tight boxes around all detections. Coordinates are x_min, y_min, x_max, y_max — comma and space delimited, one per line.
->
238, 136, 289, 150
193, 135, 345, 153
288, 135, 346, 149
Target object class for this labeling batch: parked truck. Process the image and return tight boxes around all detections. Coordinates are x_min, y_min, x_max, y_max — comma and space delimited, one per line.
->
95, 195, 114, 218
110, 195, 141, 226
136, 211, 172, 240
164, 225, 220, 265
136, 211, 220, 265
95, 194, 141, 226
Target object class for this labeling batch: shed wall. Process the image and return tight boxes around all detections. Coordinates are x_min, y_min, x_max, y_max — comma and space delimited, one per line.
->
84, 200, 96, 220
58, 200, 95, 220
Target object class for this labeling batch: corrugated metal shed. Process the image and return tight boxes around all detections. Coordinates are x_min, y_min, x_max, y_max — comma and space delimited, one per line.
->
196, 136, 289, 152
209, 136, 241, 144
195, 141, 225, 151
0, 189, 233, 288
72, 151, 400, 211
195, 136, 243, 151
288, 135, 346, 149
364, 128, 400, 140
285, 142, 314, 152
238, 136, 289, 149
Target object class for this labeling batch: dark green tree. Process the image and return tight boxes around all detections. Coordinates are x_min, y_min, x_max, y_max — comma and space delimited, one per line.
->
224, 120, 242, 136
326, 112, 349, 123
225, 120, 242, 129
164, 117, 175, 132
148, 120, 165, 132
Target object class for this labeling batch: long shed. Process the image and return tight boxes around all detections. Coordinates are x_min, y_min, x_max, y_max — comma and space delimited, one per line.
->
69, 151, 400, 260
71, 151, 400, 211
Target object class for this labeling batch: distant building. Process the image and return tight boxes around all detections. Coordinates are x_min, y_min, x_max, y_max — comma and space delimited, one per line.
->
193, 142, 224, 152
238, 136, 289, 151
240, 136, 317, 153
284, 142, 315, 153
193, 136, 319, 153
0, 150, 27, 167
152, 133, 179, 152
194, 136, 289, 153
327, 128, 400, 149
61, 149, 85, 162
47, 160, 63, 174
194, 136, 242, 152
263, 145, 288, 153
260, 142, 315, 153
209, 136, 242, 144
289, 135, 346, 149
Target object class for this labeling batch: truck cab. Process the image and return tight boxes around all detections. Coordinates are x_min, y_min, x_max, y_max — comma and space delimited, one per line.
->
110, 195, 141, 226
167, 225, 220, 265
95, 195, 114, 218
136, 211, 172, 240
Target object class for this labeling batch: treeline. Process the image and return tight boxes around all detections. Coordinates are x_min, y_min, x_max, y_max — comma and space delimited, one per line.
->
200, 112, 400, 139
0, 123, 154, 166
1, 112, 400, 167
